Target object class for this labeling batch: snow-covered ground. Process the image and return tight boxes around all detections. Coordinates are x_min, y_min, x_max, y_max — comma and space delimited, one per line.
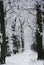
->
3, 50, 43, 65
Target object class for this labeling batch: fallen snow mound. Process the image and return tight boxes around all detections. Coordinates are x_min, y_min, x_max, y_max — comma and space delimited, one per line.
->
3, 50, 43, 65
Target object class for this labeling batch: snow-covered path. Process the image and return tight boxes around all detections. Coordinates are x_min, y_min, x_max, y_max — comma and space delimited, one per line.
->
3, 50, 43, 65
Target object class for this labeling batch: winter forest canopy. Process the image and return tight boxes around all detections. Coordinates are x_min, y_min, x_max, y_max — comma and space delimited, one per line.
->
0, 0, 44, 64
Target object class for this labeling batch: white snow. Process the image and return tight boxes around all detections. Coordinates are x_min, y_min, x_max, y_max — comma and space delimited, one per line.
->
3, 50, 43, 65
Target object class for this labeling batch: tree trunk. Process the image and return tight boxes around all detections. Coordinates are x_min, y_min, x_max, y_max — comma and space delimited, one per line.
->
36, 4, 42, 59
0, 1, 6, 63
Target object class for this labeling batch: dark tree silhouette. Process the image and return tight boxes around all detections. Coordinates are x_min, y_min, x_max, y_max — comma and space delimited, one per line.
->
0, 1, 6, 64
36, 3, 42, 59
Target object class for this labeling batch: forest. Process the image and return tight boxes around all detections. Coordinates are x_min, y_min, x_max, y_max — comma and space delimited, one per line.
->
0, 0, 44, 65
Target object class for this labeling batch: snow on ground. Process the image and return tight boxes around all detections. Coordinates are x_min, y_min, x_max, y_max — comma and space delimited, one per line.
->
3, 50, 43, 65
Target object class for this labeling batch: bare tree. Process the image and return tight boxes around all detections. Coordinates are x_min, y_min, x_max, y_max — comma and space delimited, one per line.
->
18, 19, 25, 52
